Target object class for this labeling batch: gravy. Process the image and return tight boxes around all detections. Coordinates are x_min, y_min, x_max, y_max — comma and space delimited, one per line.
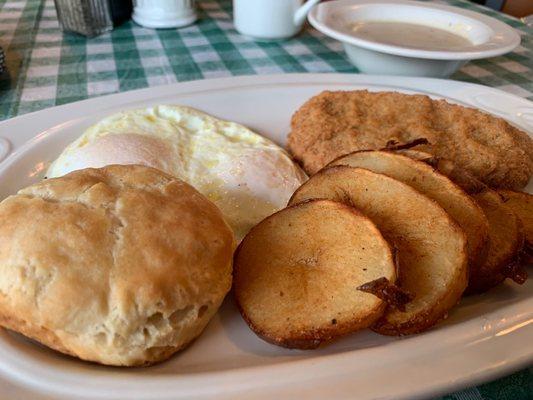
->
351, 21, 473, 50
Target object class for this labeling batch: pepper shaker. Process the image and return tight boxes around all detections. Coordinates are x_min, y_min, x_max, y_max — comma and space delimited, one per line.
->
54, 0, 133, 37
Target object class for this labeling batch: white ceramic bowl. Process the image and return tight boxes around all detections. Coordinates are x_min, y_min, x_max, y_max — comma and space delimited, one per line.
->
308, 0, 521, 78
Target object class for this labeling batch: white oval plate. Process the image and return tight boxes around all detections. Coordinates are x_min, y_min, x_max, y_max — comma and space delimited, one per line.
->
0, 74, 531, 400
308, 0, 521, 60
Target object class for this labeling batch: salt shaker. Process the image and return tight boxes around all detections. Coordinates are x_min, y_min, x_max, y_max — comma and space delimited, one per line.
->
54, 0, 133, 37
132, 0, 197, 28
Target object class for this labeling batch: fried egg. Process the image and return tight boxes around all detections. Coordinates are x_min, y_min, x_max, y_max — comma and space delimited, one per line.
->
47, 105, 307, 241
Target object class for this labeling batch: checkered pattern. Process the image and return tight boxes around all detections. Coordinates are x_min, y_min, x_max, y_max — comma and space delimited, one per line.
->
0, 0, 531, 120
0, 0, 531, 398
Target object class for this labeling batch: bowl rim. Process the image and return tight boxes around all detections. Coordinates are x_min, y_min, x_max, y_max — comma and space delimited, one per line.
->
308, 0, 521, 60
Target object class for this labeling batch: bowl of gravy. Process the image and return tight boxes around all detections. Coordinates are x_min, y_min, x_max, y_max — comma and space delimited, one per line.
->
308, 0, 520, 78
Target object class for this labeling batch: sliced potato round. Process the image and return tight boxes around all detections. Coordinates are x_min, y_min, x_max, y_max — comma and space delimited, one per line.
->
498, 190, 533, 259
234, 199, 397, 349
290, 166, 468, 335
395, 149, 487, 195
328, 150, 489, 273
467, 191, 525, 293
397, 150, 528, 292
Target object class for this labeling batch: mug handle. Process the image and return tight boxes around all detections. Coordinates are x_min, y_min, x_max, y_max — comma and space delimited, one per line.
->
294, 0, 321, 27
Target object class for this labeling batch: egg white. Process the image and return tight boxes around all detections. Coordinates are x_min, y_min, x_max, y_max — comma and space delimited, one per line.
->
47, 105, 307, 241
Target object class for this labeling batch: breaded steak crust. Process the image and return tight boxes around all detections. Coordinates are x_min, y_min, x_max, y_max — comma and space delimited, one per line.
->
288, 90, 533, 189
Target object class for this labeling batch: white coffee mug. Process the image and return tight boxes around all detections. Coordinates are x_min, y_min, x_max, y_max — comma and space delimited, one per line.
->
233, 0, 321, 40
133, 0, 197, 29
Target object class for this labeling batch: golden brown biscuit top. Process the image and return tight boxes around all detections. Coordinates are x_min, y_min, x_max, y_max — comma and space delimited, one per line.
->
0, 165, 234, 358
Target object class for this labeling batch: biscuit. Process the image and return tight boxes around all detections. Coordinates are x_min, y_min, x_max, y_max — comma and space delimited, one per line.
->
0, 165, 234, 366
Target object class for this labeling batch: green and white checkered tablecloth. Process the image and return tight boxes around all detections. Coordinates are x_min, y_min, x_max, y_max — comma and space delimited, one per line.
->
0, 0, 532, 120
0, 0, 531, 399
